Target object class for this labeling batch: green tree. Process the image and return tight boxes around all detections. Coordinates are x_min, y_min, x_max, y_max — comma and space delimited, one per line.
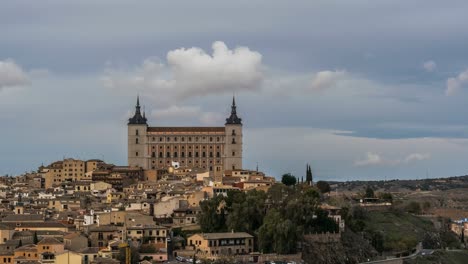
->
281, 173, 297, 186
378, 192, 393, 202
365, 186, 375, 198
406, 201, 421, 214
306, 164, 313, 185
198, 195, 227, 232
33, 231, 39, 244
258, 209, 297, 254
371, 231, 385, 253
316, 181, 331, 194
226, 189, 267, 235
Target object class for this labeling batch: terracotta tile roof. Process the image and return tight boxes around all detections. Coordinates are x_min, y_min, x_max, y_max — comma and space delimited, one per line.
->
191, 232, 253, 240
147, 127, 225, 133
37, 237, 62, 245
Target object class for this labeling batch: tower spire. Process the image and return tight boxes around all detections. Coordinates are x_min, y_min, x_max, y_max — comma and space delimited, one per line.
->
128, 96, 147, 125
226, 96, 242, 125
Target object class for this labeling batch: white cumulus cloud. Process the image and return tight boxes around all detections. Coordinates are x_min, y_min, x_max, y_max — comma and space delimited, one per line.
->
404, 153, 431, 163
102, 41, 264, 102
310, 70, 346, 91
354, 152, 430, 167
354, 152, 386, 166
0, 59, 30, 91
151, 105, 224, 126
422, 60, 436, 72
446, 69, 468, 96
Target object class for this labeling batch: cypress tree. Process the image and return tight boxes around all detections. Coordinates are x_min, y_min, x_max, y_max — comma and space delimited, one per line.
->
33, 231, 39, 244
309, 165, 313, 185
306, 164, 313, 185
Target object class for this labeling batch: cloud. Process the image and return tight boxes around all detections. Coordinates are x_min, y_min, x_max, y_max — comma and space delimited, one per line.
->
354, 152, 430, 166
0, 59, 30, 91
151, 105, 224, 126
422, 60, 436, 72
354, 152, 386, 166
404, 153, 431, 163
310, 70, 346, 91
102, 41, 264, 103
446, 69, 468, 96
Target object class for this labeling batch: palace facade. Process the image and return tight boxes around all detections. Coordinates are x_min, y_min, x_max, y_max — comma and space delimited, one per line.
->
127, 97, 243, 176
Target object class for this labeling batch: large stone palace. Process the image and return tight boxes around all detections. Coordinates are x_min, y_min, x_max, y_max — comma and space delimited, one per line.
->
127, 96, 243, 176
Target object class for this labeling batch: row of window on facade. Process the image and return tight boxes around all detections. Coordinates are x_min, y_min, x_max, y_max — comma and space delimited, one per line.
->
136, 131, 224, 142
151, 151, 224, 158
136, 151, 235, 157
135, 137, 237, 144
152, 145, 221, 151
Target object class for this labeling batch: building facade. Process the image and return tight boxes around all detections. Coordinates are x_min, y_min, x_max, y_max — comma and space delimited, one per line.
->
127, 97, 243, 174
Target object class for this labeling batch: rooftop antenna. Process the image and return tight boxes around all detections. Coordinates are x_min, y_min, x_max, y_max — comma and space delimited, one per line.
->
256, 162, 259, 172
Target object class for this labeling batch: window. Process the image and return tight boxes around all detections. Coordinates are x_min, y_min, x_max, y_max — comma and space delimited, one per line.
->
182, 137, 185, 142
136, 129, 139, 136
188, 152, 192, 158
195, 152, 199, 158
152, 152, 155, 158
232, 151, 235, 156
159, 137, 163, 142
174, 137, 178, 142
135, 152, 139, 157
210, 137, 213, 142
135, 138, 139, 144
209, 152, 213, 158
167, 137, 170, 142
232, 138, 236, 144
181, 152, 185, 158
159, 152, 163, 158
217, 137, 220, 142
216, 152, 220, 158
202, 152, 206, 158
174, 152, 178, 158
189, 137, 192, 141
232, 129, 236, 135
166, 152, 170, 158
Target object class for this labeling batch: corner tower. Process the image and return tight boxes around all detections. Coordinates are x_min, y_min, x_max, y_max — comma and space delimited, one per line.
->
128, 96, 148, 168
224, 96, 243, 171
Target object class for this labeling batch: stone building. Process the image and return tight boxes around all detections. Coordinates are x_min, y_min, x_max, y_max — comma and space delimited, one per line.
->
127, 96, 243, 177
187, 232, 254, 258
39, 159, 104, 188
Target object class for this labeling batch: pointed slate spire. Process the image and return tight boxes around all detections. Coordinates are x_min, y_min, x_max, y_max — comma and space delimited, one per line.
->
225, 95, 242, 125
128, 96, 147, 125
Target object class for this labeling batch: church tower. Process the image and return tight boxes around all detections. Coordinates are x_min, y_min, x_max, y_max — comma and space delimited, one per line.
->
224, 96, 243, 171
128, 96, 148, 168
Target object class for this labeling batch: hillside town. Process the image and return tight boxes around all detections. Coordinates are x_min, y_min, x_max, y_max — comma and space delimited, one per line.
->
0, 98, 467, 264
0, 156, 281, 264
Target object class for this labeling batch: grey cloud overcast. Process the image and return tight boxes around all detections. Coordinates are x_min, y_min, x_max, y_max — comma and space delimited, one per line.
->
1, 0, 468, 180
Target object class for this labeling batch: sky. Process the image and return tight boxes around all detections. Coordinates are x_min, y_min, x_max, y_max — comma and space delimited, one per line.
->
1, 0, 468, 181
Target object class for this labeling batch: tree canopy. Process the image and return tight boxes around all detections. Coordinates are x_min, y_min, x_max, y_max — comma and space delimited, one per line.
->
316, 181, 331, 193
281, 173, 297, 186
198, 184, 338, 254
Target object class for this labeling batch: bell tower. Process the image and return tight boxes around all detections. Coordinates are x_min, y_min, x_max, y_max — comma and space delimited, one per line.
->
224, 96, 243, 171
127, 96, 148, 169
